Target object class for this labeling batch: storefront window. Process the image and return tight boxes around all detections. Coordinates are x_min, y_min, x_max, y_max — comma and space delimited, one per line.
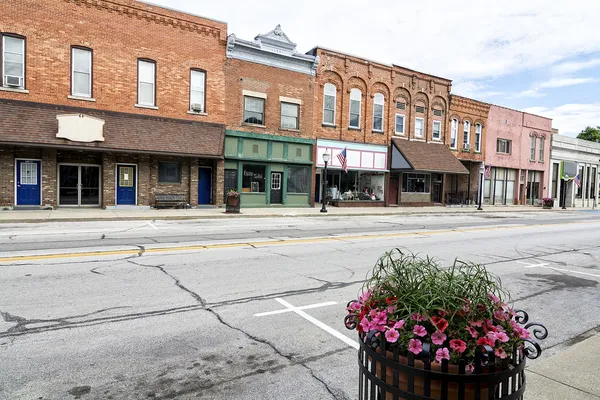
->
552, 164, 559, 198
402, 173, 430, 193
242, 164, 266, 193
576, 166, 583, 198
287, 166, 309, 194
325, 170, 385, 201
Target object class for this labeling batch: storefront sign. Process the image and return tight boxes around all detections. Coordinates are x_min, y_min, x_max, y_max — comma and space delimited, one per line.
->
56, 114, 105, 143
316, 140, 387, 171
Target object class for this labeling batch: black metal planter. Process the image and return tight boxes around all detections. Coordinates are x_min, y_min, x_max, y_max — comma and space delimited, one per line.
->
346, 310, 547, 400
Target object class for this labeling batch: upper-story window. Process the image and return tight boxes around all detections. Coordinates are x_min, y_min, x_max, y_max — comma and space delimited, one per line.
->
530, 136, 537, 161
137, 59, 156, 107
414, 117, 424, 138
373, 93, 384, 132
415, 106, 425, 114
281, 102, 299, 129
395, 114, 405, 135
497, 138, 511, 154
323, 83, 336, 125
463, 121, 471, 147
432, 120, 441, 140
244, 96, 265, 125
396, 101, 406, 110
71, 47, 92, 98
475, 123, 482, 152
450, 119, 458, 149
2, 35, 25, 89
190, 69, 206, 113
539, 136, 545, 162
433, 109, 442, 117
349, 88, 362, 129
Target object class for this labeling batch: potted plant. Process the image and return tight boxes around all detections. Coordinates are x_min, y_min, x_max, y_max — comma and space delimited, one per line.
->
542, 197, 554, 209
344, 249, 547, 400
225, 189, 240, 213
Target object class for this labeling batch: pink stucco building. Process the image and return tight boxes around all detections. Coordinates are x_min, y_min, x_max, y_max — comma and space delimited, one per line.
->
484, 105, 552, 205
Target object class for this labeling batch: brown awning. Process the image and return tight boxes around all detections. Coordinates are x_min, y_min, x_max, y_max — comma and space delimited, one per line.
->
0, 99, 225, 158
391, 138, 469, 174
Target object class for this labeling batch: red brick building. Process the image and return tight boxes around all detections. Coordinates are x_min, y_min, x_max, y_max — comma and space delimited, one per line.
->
0, 0, 227, 208
309, 47, 468, 206
447, 95, 490, 205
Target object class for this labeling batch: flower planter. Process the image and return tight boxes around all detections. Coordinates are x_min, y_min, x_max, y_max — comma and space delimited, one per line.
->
225, 196, 240, 213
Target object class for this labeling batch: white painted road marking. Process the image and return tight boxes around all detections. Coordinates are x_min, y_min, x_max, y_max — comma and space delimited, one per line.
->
517, 262, 550, 268
254, 301, 338, 317
522, 264, 600, 279
146, 222, 158, 230
275, 298, 359, 349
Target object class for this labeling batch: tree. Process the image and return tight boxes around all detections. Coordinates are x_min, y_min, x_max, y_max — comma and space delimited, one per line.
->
577, 126, 600, 142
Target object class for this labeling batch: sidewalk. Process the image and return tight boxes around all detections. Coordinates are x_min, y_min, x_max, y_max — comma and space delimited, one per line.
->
0, 204, 586, 223
527, 333, 600, 399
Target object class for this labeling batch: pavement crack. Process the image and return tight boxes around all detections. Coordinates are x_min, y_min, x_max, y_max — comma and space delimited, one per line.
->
127, 260, 206, 306
527, 370, 600, 399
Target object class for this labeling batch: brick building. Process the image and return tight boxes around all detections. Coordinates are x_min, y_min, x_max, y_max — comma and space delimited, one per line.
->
223, 25, 318, 207
308, 47, 468, 206
446, 95, 490, 205
0, 0, 227, 209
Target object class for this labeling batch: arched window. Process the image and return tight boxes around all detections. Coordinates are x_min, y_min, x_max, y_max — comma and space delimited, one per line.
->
463, 120, 471, 147
323, 83, 336, 125
349, 88, 362, 129
450, 119, 458, 149
475, 123, 482, 152
373, 93, 384, 132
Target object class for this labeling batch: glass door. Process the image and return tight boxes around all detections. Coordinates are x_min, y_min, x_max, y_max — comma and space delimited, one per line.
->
81, 166, 100, 205
59, 165, 79, 205
59, 165, 101, 206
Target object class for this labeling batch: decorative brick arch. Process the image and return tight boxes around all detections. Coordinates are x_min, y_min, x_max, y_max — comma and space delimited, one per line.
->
474, 119, 485, 128
347, 76, 368, 93
449, 114, 462, 123
320, 70, 344, 90
394, 87, 411, 105
371, 81, 391, 99
413, 92, 429, 107
462, 117, 473, 125
431, 95, 447, 112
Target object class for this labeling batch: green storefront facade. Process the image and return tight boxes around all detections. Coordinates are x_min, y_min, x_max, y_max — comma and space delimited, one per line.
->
224, 130, 314, 207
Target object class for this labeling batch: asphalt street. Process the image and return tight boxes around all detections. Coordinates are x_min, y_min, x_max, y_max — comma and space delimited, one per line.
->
1, 211, 600, 399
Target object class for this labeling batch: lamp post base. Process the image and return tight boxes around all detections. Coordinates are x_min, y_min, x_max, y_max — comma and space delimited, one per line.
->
320, 208, 328, 213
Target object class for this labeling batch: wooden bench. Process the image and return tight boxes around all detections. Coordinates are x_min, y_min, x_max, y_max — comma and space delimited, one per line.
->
154, 194, 187, 209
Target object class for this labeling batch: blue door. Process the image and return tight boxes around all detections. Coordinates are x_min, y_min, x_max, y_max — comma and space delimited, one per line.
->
16, 160, 41, 206
198, 167, 212, 205
116, 165, 136, 205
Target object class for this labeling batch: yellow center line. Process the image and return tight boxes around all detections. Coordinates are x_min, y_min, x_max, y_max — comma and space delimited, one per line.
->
0, 219, 598, 263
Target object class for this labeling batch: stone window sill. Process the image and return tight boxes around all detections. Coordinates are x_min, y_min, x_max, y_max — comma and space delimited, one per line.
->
0, 86, 29, 94
372, 130, 384, 134
349, 127, 361, 131
242, 122, 267, 129
280, 127, 301, 133
188, 111, 208, 116
322, 123, 336, 128
68, 95, 96, 102
135, 103, 158, 110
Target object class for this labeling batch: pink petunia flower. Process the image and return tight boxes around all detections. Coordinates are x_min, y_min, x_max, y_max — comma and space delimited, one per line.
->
469, 320, 484, 328
435, 347, 451, 363
360, 317, 370, 333
488, 293, 500, 303
411, 313, 425, 322
385, 328, 400, 343
413, 325, 427, 337
465, 364, 475, 374
496, 332, 509, 343
387, 306, 395, 314
487, 332, 498, 343
466, 326, 479, 338
463, 299, 471, 312
494, 310, 509, 321
369, 309, 378, 318
449, 339, 467, 354
408, 339, 423, 355
359, 290, 372, 303
495, 347, 508, 359
431, 316, 449, 333
431, 330, 447, 345
348, 302, 361, 311
477, 337, 495, 347
393, 320, 405, 330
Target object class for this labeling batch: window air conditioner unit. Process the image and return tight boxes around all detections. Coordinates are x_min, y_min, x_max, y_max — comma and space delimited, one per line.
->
5, 75, 23, 88
191, 103, 204, 113
463, 143, 471, 151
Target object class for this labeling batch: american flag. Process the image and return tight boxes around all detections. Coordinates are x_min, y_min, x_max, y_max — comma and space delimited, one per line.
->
574, 173, 581, 188
484, 165, 491, 179
337, 148, 348, 173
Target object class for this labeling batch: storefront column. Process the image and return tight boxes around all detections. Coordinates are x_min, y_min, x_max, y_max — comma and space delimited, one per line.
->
441, 174, 447, 206
41, 148, 57, 208
0, 147, 14, 207
102, 153, 116, 208
215, 159, 224, 207
138, 155, 151, 206
189, 158, 199, 207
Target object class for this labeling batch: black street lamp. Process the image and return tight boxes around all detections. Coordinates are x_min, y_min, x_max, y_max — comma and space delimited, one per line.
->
477, 164, 484, 211
561, 174, 569, 210
320, 152, 331, 213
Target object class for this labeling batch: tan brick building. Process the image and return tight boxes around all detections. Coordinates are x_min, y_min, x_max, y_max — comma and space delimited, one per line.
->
309, 47, 468, 206
223, 26, 318, 207
447, 95, 490, 205
0, 0, 227, 208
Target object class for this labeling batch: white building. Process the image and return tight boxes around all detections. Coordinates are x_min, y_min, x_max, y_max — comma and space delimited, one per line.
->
548, 135, 600, 208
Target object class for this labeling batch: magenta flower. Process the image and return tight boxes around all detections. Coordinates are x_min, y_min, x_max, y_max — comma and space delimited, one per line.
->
486, 332, 498, 343
431, 330, 447, 345
469, 320, 484, 328
385, 328, 400, 343
374, 311, 388, 324
495, 347, 508, 359
393, 320, 405, 329
465, 364, 475, 374
359, 290, 372, 303
348, 302, 361, 311
488, 293, 500, 303
496, 332, 509, 343
466, 326, 479, 338
387, 306, 395, 314
494, 310, 509, 321
449, 339, 467, 354
360, 317, 370, 332
413, 325, 427, 337
435, 347, 451, 363
369, 309, 378, 318
411, 313, 425, 322
409, 339, 423, 355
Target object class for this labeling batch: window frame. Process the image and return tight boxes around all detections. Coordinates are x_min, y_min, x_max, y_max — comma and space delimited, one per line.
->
530, 136, 536, 161
323, 83, 336, 125
475, 123, 482, 152
157, 161, 181, 184
286, 166, 310, 194
538, 136, 545, 162
189, 68, 206, 113
496, 138, 511, 154
432, 120, 442, 141
280, 101, 300, 130
463, 120, 471, 145
137, 58, 156, 107
450, 118, 458, 149
414, 117, 424, 138
402, 173, 431, 193
243, 96, 265, 126
70, 46, 93, 98
2, 33, 26, 89
395, 113, 405, 135
242, 164, 267, 193
372, 93, 384, 132
349, 88, 362, 129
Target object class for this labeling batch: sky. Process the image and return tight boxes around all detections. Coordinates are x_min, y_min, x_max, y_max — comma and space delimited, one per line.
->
148, 0, 600, 137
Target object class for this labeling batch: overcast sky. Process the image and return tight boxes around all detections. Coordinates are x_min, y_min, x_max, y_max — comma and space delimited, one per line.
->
149, 0, 600, 137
